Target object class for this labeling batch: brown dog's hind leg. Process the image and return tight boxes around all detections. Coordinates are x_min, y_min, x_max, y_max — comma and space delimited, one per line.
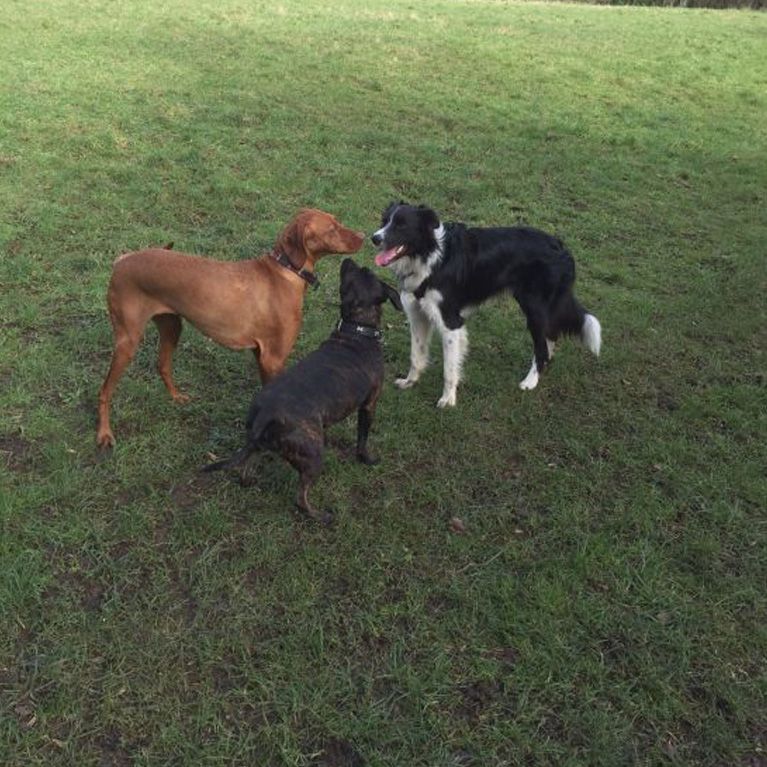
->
97, 328, 142, 449
154, 313, 189, 403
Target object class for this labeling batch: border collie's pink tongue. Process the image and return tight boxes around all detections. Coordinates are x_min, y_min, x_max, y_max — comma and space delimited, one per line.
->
375, 246, 404, 267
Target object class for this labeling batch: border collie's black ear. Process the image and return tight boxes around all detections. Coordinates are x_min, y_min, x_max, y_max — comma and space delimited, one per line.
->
382, 200, 399, 222
418, 205, 440, 231
380, 280, 403, 311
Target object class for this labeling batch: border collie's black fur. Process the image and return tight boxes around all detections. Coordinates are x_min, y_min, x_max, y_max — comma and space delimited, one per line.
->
372, 202, 601, 406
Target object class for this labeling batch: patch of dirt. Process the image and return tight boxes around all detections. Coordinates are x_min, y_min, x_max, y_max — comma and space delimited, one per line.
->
95, 727, 132, 767
42, 548, 106, 612
81, 582, 106, 611
656, 390, 680, 412
243, 565, 275, 592
210, 659, 248, 694
456, 679, 502, 723
425, 591, 460, 616
108, 540, 134, 560
481, 646, 519, 669
169, 473, 215, 511
13, 694, 38, 730
309, 738, 365, 767
43, 571, 106, 613
501, 453, 524, 480
0, 433, 35, 472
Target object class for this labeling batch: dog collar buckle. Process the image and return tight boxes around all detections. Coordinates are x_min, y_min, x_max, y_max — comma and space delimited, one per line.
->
271, 250, 319, 289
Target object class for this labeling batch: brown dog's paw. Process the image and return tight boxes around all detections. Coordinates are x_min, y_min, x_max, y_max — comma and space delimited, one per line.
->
96, 431, 115, 450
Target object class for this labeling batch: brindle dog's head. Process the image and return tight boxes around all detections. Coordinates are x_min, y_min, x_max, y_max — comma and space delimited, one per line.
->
339, 258, 402, 327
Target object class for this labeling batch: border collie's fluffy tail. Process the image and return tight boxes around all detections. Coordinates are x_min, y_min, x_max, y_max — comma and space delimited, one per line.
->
581, 312, 601, 356
551, 291, 601, 356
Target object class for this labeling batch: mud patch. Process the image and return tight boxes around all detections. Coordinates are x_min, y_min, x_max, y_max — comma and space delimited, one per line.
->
211, 659, 248, 694
95, 727, 132, 767
309, 738, 365, 767
481, 646, 519, 669
456, 679, 502, 723
43, 549, 107, 612
169, 473, 215, 512
656, 390, 680, 412
0, 433, 36, 472
12, 694, 38, 730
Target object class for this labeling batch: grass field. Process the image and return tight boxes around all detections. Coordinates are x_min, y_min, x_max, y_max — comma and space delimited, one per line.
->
1, 1, 766, 764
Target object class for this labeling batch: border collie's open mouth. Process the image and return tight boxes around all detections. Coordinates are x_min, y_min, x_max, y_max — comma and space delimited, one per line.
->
374, 245, 407, 267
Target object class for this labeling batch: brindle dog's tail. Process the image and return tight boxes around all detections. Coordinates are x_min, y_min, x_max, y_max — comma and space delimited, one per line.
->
201, 445, 255, 473
201, 412, 273, 473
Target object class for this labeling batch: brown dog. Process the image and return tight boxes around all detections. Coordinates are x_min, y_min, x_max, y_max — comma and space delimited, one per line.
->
96, 209, 364, 448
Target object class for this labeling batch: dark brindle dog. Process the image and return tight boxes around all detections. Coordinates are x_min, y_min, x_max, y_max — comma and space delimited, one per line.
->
203, 259, 402, 523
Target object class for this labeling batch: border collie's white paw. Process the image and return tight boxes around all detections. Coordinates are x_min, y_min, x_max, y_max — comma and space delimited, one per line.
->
519, 372, 539, 390
394, 377, 416, 389
437, 392, 456, 408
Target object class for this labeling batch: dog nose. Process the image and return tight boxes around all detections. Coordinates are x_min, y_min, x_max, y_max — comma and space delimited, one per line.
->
371, 233, 382, 246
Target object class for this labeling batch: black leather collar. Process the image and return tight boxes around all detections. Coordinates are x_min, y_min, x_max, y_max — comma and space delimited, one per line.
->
270, 250, 318, 289
336, 319, 382, 340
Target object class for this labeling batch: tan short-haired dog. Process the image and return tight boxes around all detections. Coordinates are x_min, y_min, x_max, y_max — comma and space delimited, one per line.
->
96, 209, 364, 448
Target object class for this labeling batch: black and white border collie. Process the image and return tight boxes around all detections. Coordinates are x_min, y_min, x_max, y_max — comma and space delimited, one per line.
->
371, 202, 601, 407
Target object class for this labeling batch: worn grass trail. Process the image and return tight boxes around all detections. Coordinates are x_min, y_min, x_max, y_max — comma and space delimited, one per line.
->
1, 1, 765, 765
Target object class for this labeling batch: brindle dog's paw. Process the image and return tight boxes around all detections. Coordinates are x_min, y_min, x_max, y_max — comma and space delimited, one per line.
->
295, 504, 335, 526
357, 452, 379, 466
318, 510, 334, 526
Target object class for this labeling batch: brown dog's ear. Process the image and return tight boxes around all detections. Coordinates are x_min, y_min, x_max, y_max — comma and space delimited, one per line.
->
276, 213, 308, 268
380, 280, 403, 311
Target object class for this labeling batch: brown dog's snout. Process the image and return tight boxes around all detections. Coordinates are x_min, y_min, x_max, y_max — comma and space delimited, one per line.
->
346, 229, 365, 251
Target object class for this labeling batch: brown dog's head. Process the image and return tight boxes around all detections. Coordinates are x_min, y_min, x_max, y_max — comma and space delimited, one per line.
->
339, 258, 402, 328
275, 209, 364, 270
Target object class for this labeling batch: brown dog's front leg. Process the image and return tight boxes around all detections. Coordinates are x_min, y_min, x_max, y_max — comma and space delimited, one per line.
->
356, 405, 379, 466
254, 345, 287, 385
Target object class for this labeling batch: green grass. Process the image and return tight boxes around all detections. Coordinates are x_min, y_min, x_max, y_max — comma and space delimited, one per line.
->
1, 0, 766, 764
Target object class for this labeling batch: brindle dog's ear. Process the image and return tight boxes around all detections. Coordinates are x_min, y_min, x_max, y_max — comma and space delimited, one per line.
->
380, 280, 403, 311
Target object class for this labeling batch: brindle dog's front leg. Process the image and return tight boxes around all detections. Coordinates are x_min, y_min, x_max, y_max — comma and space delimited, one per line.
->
356, 391, 380, 466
